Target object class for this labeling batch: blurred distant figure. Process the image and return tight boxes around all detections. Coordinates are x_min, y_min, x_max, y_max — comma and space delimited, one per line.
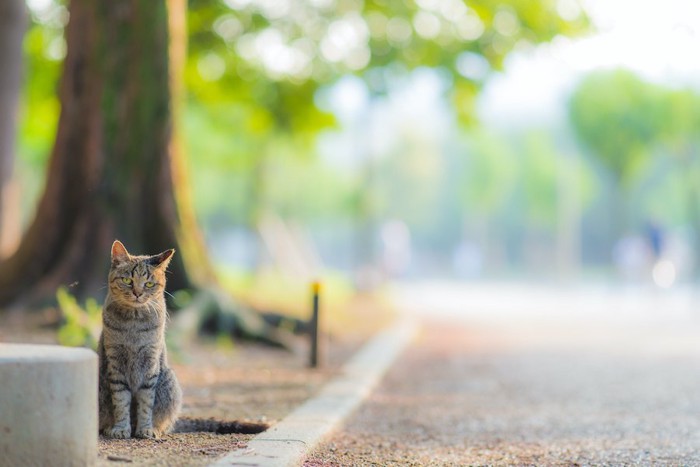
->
380, 220, 412, 278
644, 219, 682, 288
614, 221, 681, 288
645, 219, 665, 262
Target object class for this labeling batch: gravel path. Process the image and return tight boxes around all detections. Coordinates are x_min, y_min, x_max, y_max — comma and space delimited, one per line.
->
306, 303, 700, 465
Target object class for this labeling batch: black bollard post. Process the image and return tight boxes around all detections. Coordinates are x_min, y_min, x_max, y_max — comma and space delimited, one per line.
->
309, 281, 321, 368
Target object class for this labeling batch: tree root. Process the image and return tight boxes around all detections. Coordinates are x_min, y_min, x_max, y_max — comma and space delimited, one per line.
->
170, 287, 300, 351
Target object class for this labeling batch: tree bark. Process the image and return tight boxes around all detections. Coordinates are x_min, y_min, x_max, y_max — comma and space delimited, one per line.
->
0, 0, 27, 259
0, 0, 191, 307
167, 0, 217, 284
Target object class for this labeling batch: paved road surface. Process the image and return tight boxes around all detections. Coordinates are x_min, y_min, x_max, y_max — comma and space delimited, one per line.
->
305, 282, 700, 465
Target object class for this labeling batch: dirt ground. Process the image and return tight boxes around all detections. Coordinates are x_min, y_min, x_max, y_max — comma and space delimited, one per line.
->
0, 294, 393, 466
97, 340, 337, 466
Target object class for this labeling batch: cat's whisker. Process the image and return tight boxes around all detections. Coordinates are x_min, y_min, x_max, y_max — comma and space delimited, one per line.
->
148, 302, 158, 317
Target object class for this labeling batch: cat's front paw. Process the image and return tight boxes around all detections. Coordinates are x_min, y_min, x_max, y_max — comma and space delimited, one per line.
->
105, 426, 131, 439
135, 427, 157, 439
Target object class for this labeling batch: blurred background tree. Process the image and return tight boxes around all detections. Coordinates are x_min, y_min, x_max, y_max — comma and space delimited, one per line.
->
657, 89, 700, 273
0, 0, 27, 259
568, 69, 667, 260
0, 0, 589, 313
0, 0, 189, 307
185, 0, 588, 271
6, 0, 700, 321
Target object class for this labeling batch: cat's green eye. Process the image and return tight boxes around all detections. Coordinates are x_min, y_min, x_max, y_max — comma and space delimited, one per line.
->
121, 277, 132, 285
145, 281, 155, 288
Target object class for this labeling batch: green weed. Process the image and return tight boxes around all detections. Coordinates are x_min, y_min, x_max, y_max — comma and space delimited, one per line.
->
56, 287, 102, 350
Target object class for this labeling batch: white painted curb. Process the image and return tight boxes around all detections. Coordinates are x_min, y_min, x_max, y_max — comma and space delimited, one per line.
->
211, 319, 418, 467
0, 343, 98, 467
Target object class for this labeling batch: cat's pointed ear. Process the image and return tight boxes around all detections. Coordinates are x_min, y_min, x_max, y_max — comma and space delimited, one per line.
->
149, 249, 175, 269
111, 240, 130, 265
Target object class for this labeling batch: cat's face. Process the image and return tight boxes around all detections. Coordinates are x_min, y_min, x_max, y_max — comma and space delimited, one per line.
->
108, 240, 174, 307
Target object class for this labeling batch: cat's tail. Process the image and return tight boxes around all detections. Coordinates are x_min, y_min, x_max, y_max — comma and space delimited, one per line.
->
173, 416, 269, 434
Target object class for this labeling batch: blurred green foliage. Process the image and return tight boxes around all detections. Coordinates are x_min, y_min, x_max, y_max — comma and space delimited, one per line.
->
376, 129, 444, 227
183, 0, 589, 233
459, 127, 595, 252
56, 287, 101, 349
19, 22, 61, 165
16, 3, 65, 223
569, 70, 668, 186
460, 129, 517, 217
13, 1, 700, 277
15, 0, 601, 277
187, 0, 588, 122
659, 88, 700, 158
521, 132, 559, 227
19, 0, 589, 212
568, 69, 700, 269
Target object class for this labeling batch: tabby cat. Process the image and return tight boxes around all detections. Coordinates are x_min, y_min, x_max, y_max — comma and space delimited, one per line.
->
98, 240, 268, 439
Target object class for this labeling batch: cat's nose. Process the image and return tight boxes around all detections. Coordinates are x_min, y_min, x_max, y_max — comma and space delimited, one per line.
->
133, 289, 143, 298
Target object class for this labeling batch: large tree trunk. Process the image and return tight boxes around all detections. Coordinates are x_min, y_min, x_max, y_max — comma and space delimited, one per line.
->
167, 0, 217, 285
0, 0, 27, 259
0, 0, 191, 307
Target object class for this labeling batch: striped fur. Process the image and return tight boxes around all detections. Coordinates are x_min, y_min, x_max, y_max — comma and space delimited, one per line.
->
98, 240, 180, 439
173, 417, 268, 434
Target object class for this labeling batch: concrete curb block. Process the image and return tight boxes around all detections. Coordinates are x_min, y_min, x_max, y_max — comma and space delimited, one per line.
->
0, 344, 98, 467
211, 318, 419, 467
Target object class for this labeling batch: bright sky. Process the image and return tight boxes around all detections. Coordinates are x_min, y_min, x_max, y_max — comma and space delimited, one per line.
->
479, 0, 700, 126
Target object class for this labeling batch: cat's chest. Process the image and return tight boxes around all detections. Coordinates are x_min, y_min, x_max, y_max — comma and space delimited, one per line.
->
105, 339, 164, 388
103, 308, 164, 338
102, 316, 165, 364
